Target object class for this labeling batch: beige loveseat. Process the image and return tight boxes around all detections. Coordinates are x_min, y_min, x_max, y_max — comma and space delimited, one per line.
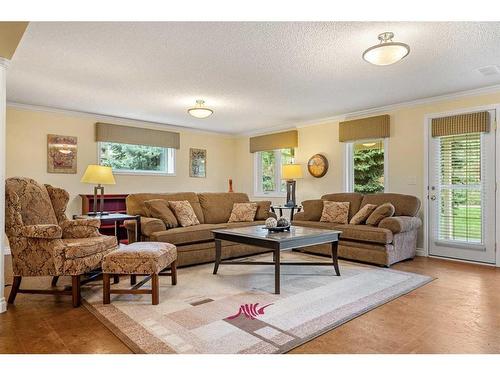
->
292, 193, 422, 266
124, 192, 276, 266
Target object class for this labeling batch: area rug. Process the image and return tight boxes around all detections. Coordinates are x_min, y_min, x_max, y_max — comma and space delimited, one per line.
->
82, 252, 432, 354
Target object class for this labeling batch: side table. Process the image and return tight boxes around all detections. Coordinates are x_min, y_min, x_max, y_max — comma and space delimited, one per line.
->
74, 213, 141, 244
270, 205, 302, 221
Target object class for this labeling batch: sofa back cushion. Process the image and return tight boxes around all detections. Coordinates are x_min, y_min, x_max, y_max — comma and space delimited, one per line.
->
320, 193, 364, 220
360, 193, 421, 217
301, 199, 325, 221
127, 192, 205, 223
198, 192, 250, 224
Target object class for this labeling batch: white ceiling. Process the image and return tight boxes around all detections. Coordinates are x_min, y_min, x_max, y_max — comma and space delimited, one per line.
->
7, 22, 500, 134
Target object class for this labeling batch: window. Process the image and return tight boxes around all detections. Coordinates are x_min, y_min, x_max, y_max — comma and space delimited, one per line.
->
98, 141, 175, 175
255, 148, 295, 196
346, 139, 387, 193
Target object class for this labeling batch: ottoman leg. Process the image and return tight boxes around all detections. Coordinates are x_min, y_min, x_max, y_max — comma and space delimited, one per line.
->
151, 274, 159, 305
103, 274, 111, 304
130, 275, 137, 285
171, 261, 177, 286
113, 275, 120, 284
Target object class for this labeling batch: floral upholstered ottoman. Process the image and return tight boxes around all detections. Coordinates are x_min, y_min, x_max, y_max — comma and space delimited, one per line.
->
102, 242, 177, 305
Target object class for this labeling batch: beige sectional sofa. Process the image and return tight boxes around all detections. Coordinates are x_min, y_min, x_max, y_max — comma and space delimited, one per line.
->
292, 193, 422, 266
124, 192, 276, 266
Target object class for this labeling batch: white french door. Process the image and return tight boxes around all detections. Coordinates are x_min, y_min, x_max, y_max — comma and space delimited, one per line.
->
428, 109, 496, 264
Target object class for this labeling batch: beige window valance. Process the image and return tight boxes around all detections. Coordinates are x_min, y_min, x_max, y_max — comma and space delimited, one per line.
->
339, 114, 390, 142
95, 122, 180, 149
249, 130, 298, 153
431, 111, 490, 137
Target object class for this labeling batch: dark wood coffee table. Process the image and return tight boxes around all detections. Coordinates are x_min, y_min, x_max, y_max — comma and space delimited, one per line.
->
211, 225, 341, 294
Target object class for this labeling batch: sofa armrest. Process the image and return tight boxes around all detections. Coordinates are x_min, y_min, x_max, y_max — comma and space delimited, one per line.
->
21, 224, 63, 239
61, 219, 101, 239
124, 217, 167, 239
378, 216, 422, 234
292, 211, 305, 221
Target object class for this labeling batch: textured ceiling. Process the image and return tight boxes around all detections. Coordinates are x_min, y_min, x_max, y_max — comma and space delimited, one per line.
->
7, 22, 500, 134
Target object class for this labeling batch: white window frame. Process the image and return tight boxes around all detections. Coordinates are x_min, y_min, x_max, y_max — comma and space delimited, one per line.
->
254, 149, 294, 197
344, 138, 389, 193
97, 142, 176, 176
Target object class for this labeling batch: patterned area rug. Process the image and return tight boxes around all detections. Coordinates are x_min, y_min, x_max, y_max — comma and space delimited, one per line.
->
82, 252, 432, 354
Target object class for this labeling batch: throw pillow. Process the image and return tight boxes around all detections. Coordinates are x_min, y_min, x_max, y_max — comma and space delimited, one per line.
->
228, 202, 258, 223
252, 201, 272, 220
144, 199, 178, 229
349, 204, 378, 225
366, 203, 396, 226
168, 200, 200, 227
320, 201, 350, 224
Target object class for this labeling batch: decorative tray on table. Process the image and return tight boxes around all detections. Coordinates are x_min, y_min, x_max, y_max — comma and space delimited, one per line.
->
264, 225, 291, 232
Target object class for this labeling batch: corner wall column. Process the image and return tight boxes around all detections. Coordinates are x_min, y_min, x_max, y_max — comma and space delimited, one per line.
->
0, 57, 9, 313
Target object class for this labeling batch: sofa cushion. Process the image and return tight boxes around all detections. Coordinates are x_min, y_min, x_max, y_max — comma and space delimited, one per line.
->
228, 202, 258, 222
198, 192, 250, 224
360, 193, 420, 217
321, 193, 364, 220
150, 224, 227, 245
169, 200, 201, 227
336, 224, 393, 244
300, 199, 325, 221
144, 199, 178, 228
225, 220, 266, 229
366, 203, 395, 226
292, 220, 339, 230
349, 204, 378, 225
320, 201, 350, 224
126, 192, 205, 223
62, 235, 118, 260
253, 201, 272, 220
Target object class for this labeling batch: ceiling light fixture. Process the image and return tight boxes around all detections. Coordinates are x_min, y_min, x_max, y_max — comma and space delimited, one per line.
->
188, 100, 213, 119
362, 32, 410, 66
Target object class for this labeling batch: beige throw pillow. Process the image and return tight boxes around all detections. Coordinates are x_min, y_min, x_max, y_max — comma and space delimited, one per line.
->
168, 200, 201, 227
228, 202, 258, 223
320, 201, 350, 224
349, 204, 378, 225
366, 203, 396, 226
144, 199, 178, 229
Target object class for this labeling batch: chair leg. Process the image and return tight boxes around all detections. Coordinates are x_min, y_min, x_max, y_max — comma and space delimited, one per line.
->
151, 274, 159, 305
113, 275, 120, 284
8, 276, 22, 304
171, 261, 177, 286
130, 275, 137, 285
71, 275, 81, 308
51, 276, 59, 287
103, 274, 111, 304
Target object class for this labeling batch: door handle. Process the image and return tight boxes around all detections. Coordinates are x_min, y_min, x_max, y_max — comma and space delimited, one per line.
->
430, 195, 437, 201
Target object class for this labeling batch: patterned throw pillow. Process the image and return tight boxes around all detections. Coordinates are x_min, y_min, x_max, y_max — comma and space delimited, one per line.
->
366, 203, 396, 226
168, 200, 200, 227
144, 199, 178, 229
349, 204, 378, 225
228, 203, 258, 223
320, 201, 350, 224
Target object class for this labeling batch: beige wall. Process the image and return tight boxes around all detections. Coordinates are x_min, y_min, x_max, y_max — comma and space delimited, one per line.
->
6, 106, 236, 217
233, 91, 500, 248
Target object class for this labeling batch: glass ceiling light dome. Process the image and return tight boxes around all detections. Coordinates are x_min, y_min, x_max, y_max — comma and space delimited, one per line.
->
188, 100, 213, 119
362, 32, 410, 66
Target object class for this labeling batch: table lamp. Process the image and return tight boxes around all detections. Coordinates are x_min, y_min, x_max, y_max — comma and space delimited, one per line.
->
81, 165, 116, 215
282, 164, 303, 207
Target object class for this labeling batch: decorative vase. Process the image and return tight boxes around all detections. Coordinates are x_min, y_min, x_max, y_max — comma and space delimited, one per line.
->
228, 178, 233, 193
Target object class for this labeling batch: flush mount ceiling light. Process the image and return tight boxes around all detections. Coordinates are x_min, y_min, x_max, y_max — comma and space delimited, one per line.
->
362, 32, 410, 66
188, 100, 213, 119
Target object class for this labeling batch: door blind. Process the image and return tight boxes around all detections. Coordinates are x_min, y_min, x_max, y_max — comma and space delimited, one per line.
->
436, 132, 485, 244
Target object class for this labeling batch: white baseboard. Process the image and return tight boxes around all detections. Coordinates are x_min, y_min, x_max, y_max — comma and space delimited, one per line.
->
0, 298, 6, 314
2, 246, 10, 255
415, 248, 427, 257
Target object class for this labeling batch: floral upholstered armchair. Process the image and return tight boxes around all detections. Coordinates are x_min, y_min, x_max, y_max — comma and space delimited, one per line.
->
5, 177, 118, 307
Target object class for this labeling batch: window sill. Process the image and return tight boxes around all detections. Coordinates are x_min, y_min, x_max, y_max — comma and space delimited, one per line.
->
112, 171, 176, 177
253, 192, 287, 198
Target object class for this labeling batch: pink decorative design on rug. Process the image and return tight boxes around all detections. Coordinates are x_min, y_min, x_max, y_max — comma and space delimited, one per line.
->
227, 303, 273, 320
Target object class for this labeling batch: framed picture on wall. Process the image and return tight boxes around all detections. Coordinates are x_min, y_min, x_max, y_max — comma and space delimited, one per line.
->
47, 134, 78, 174
189, 148, 206, 178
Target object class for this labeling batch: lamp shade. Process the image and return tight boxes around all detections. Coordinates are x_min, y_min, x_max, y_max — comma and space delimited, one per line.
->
282, 164, 303, 180
81, 165, 116, 185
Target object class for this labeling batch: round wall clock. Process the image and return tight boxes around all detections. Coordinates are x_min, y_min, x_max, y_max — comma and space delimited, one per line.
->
307, 154, 329, 178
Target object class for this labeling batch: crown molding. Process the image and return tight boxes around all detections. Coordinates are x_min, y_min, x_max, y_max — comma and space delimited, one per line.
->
0, 57, 10, 69
238, 83, 500, 137
6, 101, 237, 138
